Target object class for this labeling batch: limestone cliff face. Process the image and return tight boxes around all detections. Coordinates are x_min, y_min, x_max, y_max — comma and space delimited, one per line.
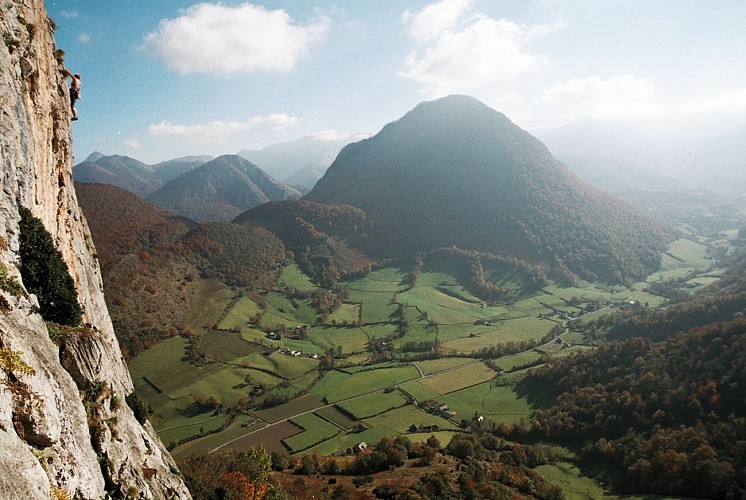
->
0, 1, 190, 498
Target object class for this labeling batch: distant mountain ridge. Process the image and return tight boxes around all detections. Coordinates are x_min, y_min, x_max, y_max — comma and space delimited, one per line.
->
539, 117, 746, 196
74, 153, 300, 222
306, 95, 672, 283
238, 133, 367, 192
73, 153, 214, 198
151, 155, 215, 184
73, 154, 162, 198
681, 123, 746, 195
147, 154, 301, 222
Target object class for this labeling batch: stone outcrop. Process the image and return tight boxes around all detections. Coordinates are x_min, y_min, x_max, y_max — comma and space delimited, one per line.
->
0, 1, 190, 498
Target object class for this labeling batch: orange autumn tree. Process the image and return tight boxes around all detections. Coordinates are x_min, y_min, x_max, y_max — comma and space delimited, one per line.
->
178, 446, 277, 499
221, 471, 268, 500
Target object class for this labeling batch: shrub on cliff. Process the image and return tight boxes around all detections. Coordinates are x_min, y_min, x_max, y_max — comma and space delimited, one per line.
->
18, 207, 82, 326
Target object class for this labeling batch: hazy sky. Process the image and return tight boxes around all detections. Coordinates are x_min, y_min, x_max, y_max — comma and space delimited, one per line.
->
48, 0, 746, 164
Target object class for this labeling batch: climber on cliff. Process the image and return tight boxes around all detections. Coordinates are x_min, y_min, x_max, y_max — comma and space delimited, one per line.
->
63, 69, 81, 121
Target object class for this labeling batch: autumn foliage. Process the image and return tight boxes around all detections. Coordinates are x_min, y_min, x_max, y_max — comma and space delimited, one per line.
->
521, 319, 746, 497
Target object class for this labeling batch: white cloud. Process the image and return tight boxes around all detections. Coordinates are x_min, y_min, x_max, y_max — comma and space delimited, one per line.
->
122, 139, 140, 150
402, 0, 474, 42
147, 114, 299, 144
544, 75, 657, 117
312, 130, 369, 141
400, 1, 565, 97
77, 33, 91, 44
525, 21, 569, 37
59, 10, 78, 19
401, 15, 564, 97
142, 3, 331, 75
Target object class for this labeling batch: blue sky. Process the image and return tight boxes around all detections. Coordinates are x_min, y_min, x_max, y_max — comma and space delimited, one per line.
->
48, 0, 746, 164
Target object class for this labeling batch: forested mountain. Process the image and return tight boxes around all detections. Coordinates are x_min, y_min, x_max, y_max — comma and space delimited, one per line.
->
282, 163, 328, 193
307, 95, 672, 283
516, 247, 746, 498
147, 154, 301, 222
151, 155, 214, 184
525, 322, 746, 498
76, 183, 289, 357
76, 183, 195, 270
72, 153, 211, 197
235, 200, 382, 287
73, 154, 161, 198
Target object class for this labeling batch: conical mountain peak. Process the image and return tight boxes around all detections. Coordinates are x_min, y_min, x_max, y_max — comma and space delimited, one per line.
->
306, 95, 670, 283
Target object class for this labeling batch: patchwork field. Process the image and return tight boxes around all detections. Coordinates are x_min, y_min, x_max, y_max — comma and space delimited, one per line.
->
277, 263, 317, 292
441, 316, 553, 352
225, 420, 302, 453
315, 405, 357, 429
418, 361, 497, 394
306, 325, 368, 354
399, 380, 443, 403
310, 365, 421, 403
337, 391, 409, 419
535, 462, 610, 499
252, 394, 324, 423
284, 413, 342, 452
439, 381, 534, 424
129, 236, 730, 463
170, 415, 264, 458
364, 405, 456, 433
414, 357, 473, 375
183, 279, 235, 327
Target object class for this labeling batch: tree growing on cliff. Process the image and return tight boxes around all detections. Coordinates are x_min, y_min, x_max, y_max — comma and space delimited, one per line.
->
18, 207, 82, 326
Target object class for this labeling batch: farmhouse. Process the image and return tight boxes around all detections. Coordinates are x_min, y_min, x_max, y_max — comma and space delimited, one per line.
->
353, 442, 367, 453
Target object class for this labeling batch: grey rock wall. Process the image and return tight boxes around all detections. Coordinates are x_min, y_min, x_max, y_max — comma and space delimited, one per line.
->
0, 1, 190, 497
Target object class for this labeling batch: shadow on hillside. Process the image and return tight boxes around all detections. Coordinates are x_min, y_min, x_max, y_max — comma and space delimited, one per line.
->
179, 402, 217, 418
514, 377, 557, 409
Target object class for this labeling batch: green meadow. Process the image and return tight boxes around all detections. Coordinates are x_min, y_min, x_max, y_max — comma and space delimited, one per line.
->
439, 381, 534, 424
337, 391, 410, 419
419, 361, 497, 394
278, 263, 317, 292
311, 365, 421, 403
364, 405, 456, 433
217, 295, 261, 331
284, 413, 342, 452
